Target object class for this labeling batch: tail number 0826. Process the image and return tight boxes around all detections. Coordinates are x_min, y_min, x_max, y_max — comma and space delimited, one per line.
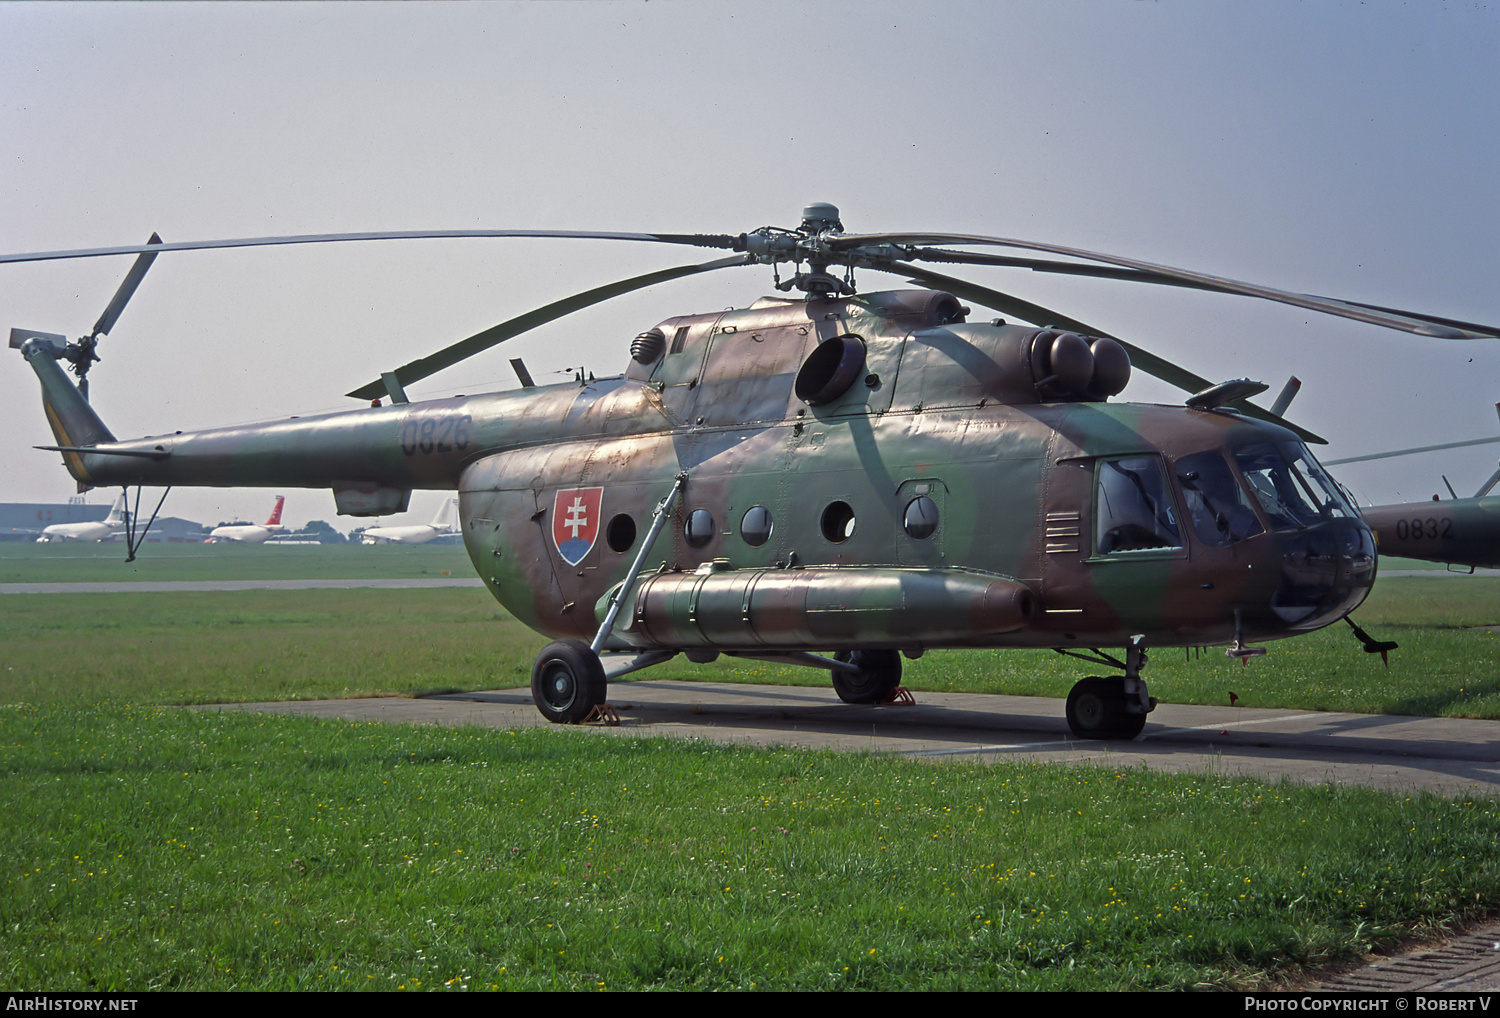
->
400, 414, 472, 456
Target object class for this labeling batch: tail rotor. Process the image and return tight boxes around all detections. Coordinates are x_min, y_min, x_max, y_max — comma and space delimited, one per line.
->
8, 232, 162, 400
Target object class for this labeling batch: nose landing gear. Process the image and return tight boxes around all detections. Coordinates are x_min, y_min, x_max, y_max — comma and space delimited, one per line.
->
1062, 639, 1155, 740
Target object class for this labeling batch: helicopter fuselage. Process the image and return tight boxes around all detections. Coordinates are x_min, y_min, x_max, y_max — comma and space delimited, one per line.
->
27, 287, 1375, 662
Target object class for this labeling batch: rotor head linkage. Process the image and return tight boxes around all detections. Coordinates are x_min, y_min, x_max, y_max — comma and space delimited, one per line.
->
738, 203, 880, 297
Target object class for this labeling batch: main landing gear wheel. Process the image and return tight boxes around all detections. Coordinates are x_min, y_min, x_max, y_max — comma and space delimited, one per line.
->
531, 639, 607, 724
1065, 676, 1146, 740
832, 649, 902, 704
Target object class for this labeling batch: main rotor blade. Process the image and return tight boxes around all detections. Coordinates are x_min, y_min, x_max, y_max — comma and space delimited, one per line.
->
346, 254, 752, 401
1324, 436, 1500, 466
0, 229, 741, 266
837, 232, 1499, 340
90, 233, 162, 338
1329, 300, 1500, 339
912, 247, 1500, 341
882, 262, 1325, 443
888, 262, 1210, 390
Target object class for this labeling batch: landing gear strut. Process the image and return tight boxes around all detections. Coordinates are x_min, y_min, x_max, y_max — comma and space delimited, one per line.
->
1063, 639, 1154, 740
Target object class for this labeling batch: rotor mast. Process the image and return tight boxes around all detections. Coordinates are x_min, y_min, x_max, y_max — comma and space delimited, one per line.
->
790, 202, 850, 298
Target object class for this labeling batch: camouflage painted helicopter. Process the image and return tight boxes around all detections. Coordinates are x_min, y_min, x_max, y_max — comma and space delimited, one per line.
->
1363, 493, 1500, 571
1327, 430, 1500, 570
11, 203, 1499, 739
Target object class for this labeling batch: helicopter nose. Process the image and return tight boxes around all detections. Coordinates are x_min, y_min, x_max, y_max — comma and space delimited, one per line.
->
1270, 519, 1377, 628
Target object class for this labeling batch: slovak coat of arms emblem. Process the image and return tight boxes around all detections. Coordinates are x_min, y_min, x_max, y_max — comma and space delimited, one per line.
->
552, 487, 603, 566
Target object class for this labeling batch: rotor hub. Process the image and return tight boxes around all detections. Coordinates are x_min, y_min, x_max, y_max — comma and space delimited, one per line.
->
800, 202, 843, 234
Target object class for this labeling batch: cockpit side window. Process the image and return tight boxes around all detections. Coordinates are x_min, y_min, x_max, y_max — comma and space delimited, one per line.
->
1094, 455, 1183, 554
1174, 450, 1264, 547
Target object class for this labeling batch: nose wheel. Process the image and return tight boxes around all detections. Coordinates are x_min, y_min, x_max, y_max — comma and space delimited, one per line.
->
1065, 677, 1146, 740
1063, 640, 1154, 740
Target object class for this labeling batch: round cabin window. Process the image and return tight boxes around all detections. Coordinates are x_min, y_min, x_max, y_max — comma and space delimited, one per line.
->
903, 496, 939, 540
606, 513, 637, 553
820, 501, 857, 543
684, 508, 716, 549
741, 505, 773, 547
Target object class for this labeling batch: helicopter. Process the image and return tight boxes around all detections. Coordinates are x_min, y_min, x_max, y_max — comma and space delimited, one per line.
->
10, 203, 1499, 739
1325, 430, 1500, 571
1361, 493, 1500, 571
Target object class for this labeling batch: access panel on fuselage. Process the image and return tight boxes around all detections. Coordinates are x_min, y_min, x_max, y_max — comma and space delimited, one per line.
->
690, 322, 813, 428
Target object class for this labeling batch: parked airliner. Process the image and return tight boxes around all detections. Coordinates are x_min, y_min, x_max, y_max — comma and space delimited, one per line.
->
206, 496, 286, 544
36, 495, 126, 542
359, 498, 459, 545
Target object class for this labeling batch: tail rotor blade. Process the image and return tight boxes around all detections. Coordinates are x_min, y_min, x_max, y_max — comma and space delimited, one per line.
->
90, 233, 162, 339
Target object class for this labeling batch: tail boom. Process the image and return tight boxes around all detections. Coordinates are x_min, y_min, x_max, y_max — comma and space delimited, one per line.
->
23, 337, 495, 502
23, 339, 116, 484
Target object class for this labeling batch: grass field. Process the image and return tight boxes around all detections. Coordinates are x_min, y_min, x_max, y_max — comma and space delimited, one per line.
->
6, 706, 1500, 991
4, 542, 1500, 990
0, 540, 475, 584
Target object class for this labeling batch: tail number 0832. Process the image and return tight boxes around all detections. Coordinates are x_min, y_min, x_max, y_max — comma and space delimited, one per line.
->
1393, 516, 1452, 541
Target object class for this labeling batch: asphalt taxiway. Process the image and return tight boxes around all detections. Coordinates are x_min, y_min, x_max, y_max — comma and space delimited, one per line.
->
210, 679, 1500, 799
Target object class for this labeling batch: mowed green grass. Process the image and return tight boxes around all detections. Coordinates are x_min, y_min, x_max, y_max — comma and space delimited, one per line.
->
6, 705, 1500, 991
6, 583, 1500, 719
0, 540, 475, 584
4, 546, 1500, 989
0, 588, 533, 705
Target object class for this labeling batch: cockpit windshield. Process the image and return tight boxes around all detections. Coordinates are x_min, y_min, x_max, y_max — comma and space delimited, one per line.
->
1233, 441, 1355, 530
1093, 443, 1355, 557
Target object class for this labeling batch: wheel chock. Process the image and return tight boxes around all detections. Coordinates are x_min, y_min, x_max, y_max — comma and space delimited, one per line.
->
583, 704, 622, 726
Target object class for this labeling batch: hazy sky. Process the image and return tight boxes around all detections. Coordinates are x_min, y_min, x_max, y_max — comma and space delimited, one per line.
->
2, 1, 1497, 529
